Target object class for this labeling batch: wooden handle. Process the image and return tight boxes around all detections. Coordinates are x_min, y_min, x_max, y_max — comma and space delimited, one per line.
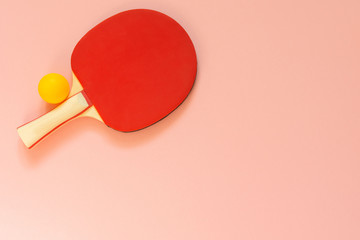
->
17, 91, 91, 148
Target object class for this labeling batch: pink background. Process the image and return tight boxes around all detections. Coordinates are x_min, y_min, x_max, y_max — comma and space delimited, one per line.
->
1, 0, 360, 239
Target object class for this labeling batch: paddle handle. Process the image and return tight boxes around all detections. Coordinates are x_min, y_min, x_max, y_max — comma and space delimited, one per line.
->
17, 91, 91, 148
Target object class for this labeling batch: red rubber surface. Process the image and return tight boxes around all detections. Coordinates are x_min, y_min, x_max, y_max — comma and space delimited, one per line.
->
71, 9, 197, 131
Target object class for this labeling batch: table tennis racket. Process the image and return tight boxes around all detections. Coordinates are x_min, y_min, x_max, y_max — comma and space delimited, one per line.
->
17, 9, 197, 148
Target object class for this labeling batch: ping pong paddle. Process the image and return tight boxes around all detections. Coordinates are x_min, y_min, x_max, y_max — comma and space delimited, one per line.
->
17, 9, 197, 148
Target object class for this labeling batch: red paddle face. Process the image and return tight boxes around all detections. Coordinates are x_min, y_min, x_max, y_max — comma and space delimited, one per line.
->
71, 9, 197, 132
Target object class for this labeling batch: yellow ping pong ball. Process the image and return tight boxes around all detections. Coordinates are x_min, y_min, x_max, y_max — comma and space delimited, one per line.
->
38, 73, 70, 104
